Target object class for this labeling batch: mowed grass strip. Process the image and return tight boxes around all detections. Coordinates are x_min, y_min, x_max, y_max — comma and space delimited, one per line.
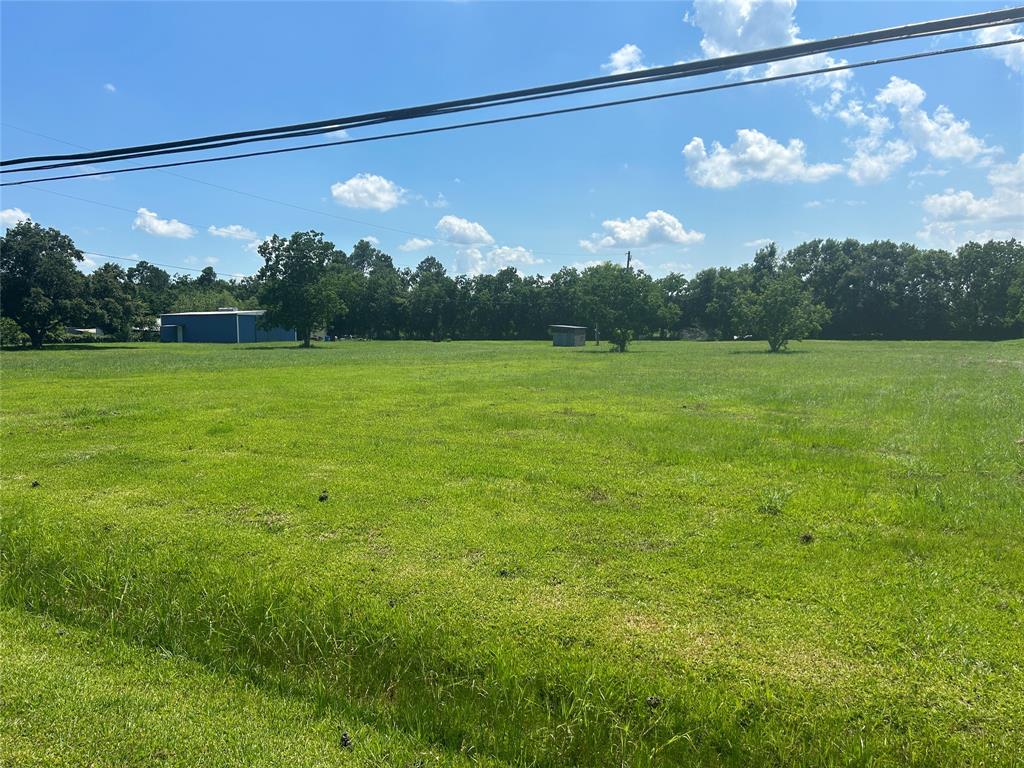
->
2, 340, 1023, 766
0, 608, 507, 767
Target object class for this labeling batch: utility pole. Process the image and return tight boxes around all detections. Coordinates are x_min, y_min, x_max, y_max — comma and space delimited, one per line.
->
626, 250, 632, 270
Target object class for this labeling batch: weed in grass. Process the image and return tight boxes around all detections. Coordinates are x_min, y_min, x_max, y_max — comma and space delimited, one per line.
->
757, 488, 790, 516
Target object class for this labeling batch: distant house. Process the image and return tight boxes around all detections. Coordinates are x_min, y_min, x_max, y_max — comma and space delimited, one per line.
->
159, 309, 296, 343
548, 325, 587, 347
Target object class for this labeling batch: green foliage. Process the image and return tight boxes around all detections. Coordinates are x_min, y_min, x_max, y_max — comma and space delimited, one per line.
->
577, 262, 662, 351
2, 340, 1022, 765
0, 221, 89, 348
735, 268, 830, 352
256, 231, 345, 347
169, 288, 249, 313
87, 263, 148, 341
126, 260, 172, 314
408, 256, 456, 341
6, 219, 1021, 347
0, 316, 28, 347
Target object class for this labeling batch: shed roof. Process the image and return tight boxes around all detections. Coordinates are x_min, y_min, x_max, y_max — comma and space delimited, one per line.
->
160, 310, 265, 317
548, 325, 587, 331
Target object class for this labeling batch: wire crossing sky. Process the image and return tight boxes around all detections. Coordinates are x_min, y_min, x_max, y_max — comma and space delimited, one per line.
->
3, 38, 1020, 188
1, 1, 1022, 279
4, 5, 1021, 174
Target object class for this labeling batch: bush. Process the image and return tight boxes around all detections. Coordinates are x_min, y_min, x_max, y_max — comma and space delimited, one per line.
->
608, 327, 633, 352
0, 316, 28, 347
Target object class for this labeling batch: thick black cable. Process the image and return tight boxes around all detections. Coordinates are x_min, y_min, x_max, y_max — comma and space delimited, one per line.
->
4, 6, 1022, 169
15, 13, 1024, 177
3, 37, 1019, 188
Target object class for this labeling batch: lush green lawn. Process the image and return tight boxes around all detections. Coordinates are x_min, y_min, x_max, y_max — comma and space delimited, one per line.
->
2, 340, 1022, 766
0, 608, 507, 768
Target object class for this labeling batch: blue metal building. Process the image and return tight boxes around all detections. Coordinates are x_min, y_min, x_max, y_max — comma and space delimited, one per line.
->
159, 309, 296, 343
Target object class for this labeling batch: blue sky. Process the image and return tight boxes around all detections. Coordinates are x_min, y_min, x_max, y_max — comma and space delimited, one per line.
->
2, 1, 1021, 279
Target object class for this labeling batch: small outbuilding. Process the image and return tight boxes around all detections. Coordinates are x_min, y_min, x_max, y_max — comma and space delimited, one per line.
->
548, 325, 587, 347
159, 309, 296, 343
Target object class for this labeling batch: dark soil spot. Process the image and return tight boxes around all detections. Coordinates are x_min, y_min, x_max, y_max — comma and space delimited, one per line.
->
800, 532, 815, 544
30, 480, 40, 488
318, 489, 329, 502
646, 695, 663, 709
340, 732, 352, 749
587, 488, 609, 503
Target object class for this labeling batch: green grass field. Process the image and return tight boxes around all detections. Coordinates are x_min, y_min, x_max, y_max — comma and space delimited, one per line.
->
2, 340, 1023, 766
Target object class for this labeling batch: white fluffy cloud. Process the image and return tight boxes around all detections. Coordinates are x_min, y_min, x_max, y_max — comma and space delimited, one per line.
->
244, 235, 272, 254
835, 99, 891, 137
687, 0, 851, 97
579, 210, 704, 252
455, 245, 543, 276
132, 207, 195, 239
488, 245, 543, 267
208, 224, 257, 240
875, 77, 1000, 165
435, 215, 494, 245
688, 0, 799, 58
918, 154, 1024, 246
601, 44, 647, 74
1, 207, 31, 228
399, 237, 434, 252
330, 173, 407, 211
975, 25, 1024, 74
683, 129, 842, 188
103, 83, 116, 93
846, 137, 916, 185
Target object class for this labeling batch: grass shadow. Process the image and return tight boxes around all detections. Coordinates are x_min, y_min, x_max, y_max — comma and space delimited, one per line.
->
238, 344, 323, 351
1, 344, 144, 352
727, 348, 811, 355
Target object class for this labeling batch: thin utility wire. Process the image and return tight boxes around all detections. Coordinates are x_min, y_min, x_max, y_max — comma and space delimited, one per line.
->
13, 175, 593, 260
3, 37, 1020, 188
4, 5, 1022, 169
81, 250, 210, 275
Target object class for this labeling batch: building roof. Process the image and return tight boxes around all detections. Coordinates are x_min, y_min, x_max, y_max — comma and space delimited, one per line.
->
159, 310, 265, 317
548, 325, 587, 331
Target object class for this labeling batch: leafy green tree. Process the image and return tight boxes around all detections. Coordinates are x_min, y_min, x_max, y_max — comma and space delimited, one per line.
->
0, 316, 28, 347
408, 257, 456, 341
0, 221, 89, 348
169, 288, 248, 313
256, 231, 345, 347
952, 239, 1024, 339
577, 262, 659, 351
88, 263, 147, 340
195, 265, 218, 288
682, 266, 752, 340
735, 272, 830, 352
126, 260, 172, 315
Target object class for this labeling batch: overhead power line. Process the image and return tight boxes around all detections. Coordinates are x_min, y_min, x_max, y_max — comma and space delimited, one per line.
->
3, 37, 1020, 188
81, 250, 211, 275
3, 5, 1022, 173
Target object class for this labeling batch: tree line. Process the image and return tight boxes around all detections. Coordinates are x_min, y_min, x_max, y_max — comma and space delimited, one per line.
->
1, 220, 1021, 350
